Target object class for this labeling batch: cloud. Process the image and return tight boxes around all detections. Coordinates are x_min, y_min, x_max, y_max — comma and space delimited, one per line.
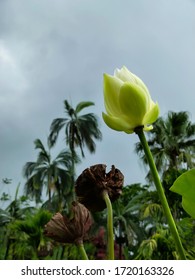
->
0, 0, 195, 201
0, 42, 29, 96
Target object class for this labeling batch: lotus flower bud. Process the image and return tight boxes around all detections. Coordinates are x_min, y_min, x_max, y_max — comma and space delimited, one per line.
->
75, 164, 124, 212
102, 66, 159, 133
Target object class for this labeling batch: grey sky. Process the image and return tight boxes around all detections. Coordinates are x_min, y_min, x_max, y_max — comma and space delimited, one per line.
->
0, 0, 195, 201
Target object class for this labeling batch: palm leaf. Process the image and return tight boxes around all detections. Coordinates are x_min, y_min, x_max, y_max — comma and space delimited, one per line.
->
48, 118, 67, 147
75, 101, 94, 114
34, 138, 44, 150
23, 162, 38, 178
0, 209, 13, 225
54, 149, 80, 168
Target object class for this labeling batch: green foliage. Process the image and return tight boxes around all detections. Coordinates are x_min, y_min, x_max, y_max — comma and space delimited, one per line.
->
5, 209, 52, 259
135, 111, 195, 180
177, 217, 195, 259
136, 227, 177, 260
1, 106, 195, 260
170, 168, 195, 218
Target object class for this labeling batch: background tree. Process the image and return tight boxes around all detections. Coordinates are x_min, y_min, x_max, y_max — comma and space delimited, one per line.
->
48, 100, 102, 194
0, 185, 35, 259
23, 138, 77, 208
2, 108, 195, 260
5, 209, 52, 259
112, 184, 148, 259
135, 111, 195, 179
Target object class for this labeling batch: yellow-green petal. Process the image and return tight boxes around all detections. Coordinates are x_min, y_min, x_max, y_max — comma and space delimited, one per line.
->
102, 112, 134, 133
103, 74, 122, 116
143, 102, 160, 125
114, 66, 136, 82
119, 82, 148, 125
143, 125, 153, 131
115, 66, 150, 98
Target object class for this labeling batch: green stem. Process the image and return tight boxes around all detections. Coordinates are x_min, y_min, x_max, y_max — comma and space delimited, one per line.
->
77, 243, 88, 260
135, 127, 186, 260
103, 191, 114, 260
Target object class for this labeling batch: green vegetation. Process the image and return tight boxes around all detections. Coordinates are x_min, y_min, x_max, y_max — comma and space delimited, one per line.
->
1, 104, 195, 260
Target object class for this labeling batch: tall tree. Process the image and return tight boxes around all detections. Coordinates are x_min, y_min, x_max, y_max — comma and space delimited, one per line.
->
23, 138, 76, 205
135, 111, 195, 178
48, 100, 102, 191
49, 100, 102, 156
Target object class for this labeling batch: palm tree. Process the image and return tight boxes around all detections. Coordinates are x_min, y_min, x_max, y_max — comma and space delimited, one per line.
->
49, 100, 102, 157
48, 100, 102, 195
23, 138, 77, 206
135, 111, 195, 178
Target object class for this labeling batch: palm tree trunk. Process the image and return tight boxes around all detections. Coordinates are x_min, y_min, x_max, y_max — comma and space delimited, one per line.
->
70, 150, 76, 201
47, 174, 51, 203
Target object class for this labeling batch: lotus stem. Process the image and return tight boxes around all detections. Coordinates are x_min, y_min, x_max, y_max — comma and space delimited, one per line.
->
135, 127, 186, 260
77, 243, 88, 260
103, 191, 114, 260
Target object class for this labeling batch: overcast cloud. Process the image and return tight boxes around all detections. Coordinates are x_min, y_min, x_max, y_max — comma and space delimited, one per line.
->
0, 0, 195, 201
